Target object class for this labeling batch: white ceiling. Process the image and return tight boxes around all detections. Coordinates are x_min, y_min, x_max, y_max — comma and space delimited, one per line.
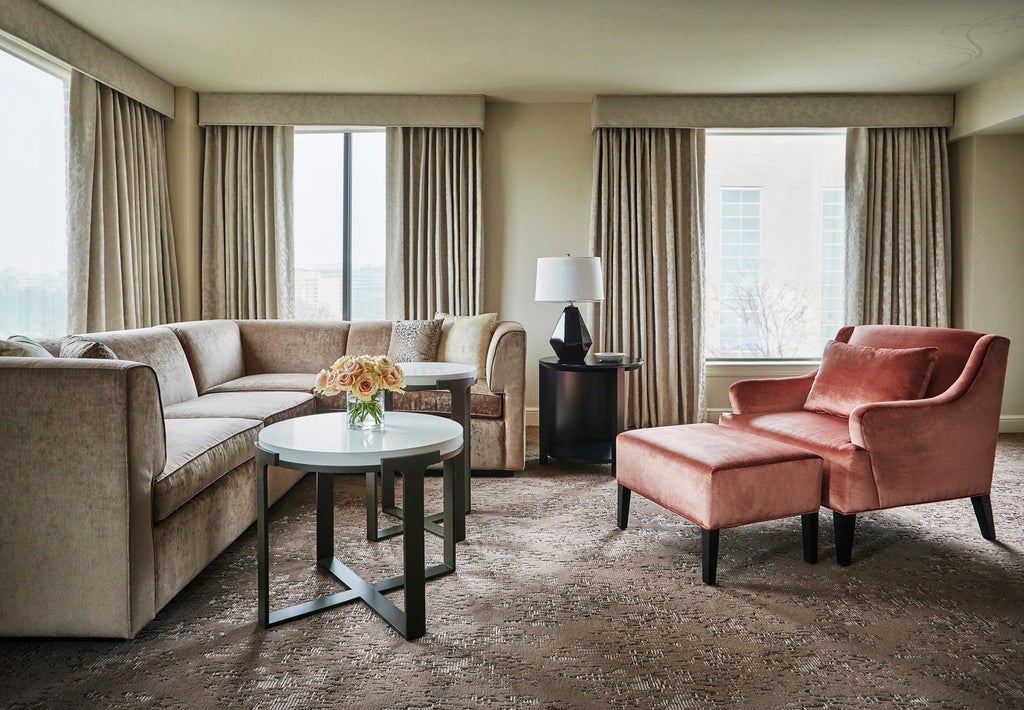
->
37, 0, 1024, 102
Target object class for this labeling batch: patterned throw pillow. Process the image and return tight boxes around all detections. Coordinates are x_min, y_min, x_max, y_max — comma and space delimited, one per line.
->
60, 335, 118, 360
435, 312, 498, 377
0, 335, 56, 358
388, 319, 443, 362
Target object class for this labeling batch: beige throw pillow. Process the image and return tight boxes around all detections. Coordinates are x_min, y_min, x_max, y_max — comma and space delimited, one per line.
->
435, 313, 498, 377
0, 335, 56, 358
388, 319, 444, 362
60, 336, 118, 360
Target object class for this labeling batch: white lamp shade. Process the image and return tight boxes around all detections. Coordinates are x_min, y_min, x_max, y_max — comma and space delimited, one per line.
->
534, 256, 605, 302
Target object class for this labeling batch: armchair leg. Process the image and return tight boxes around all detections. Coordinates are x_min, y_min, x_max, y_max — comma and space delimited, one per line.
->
971, 495, 996, 541
801, 513, 819, 564
616, 484, 631, 529
833, 512, 856, 566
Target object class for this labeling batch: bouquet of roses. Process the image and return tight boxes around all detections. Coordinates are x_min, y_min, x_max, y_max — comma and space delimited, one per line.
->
314, 354, 406, 426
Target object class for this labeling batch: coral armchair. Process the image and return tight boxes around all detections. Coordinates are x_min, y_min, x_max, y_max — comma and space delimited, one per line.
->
719, 325, 1010, 565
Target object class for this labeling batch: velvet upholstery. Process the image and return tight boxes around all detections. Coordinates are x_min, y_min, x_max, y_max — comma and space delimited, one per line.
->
722, 326, 1010, 516
162, 391, 315, 425
207, 372, 315, 393
616, 423, 822, 530
345, 320, 394, 357
236, 319, 350, 374
392, 381, 503, 419
804, 340, 938, 417
84, 326, 199, 406
170, 320, 245, 393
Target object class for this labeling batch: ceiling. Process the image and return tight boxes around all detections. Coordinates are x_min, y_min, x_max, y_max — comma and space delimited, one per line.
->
37, 0, 1024, 102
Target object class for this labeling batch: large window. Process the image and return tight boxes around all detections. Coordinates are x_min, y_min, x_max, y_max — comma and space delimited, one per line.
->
0, 46, 69, 337
705, 130, 846, 359
293, 130, 386, 320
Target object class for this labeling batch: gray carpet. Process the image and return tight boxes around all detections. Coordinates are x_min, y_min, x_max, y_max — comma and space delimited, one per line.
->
1, 430, 1022, 709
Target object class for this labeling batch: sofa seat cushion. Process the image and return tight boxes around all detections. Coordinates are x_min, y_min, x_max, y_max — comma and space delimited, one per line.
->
392, 381, 503, 419
718, 410, 879, 514
207, 373, 314, 394
163, 391, 315, 425
157, 418, 262, 522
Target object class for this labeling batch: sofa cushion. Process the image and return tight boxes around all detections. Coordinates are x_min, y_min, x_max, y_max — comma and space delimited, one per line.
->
236, 320, 350, 374
157, 418, 262, 522
388, 319, 443, 362
60, 336, 118, 360
84, 326, 199, 406
170, 320, 245, 394
436, 313, 498, 377
1, 336, 55, 358
345, 320, 393, 357
392, 381, 503, 419
163, 391, 315, 425
207, 373, 314, 394
804, 340, 938, 417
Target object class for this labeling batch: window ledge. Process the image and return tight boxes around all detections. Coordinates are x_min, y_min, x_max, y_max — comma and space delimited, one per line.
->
706, 360, 819, 378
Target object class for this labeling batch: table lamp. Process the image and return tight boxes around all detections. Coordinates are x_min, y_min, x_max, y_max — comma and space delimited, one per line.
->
535, 255, 604, 362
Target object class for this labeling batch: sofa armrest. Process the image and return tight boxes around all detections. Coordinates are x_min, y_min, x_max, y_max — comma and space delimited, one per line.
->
483, 321, 526, 470
849, 334, 1009, 509
0, 358, 166, 638
728, 371, 817, 415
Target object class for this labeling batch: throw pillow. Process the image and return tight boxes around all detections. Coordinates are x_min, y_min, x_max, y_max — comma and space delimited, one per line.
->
804, 340, 938, 418
60, 335, 118, 360
435, 312, 498, 377
0, 335, 56, 358
388, 319, 443, 362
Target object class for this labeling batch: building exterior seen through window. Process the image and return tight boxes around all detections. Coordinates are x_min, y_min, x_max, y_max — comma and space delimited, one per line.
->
705, 130, 846, 359
0, 46, 69, 338
293, 130, 386, 321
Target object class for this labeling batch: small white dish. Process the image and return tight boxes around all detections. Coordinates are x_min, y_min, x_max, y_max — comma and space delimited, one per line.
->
594, 352, 625, 362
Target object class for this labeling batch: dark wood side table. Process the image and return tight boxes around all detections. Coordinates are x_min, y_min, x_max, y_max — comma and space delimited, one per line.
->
538, 355, 643, 467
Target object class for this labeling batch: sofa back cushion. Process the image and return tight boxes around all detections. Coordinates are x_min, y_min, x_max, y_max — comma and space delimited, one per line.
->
170, 320, 245, 394
839, 325, 983, 398
85, 326, 199, 406
804, 339, 938, 417
236, 320, 350, 374
345, 321, 393, 357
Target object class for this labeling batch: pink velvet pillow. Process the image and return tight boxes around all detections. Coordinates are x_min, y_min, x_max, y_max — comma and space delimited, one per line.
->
804, 340, 939, 417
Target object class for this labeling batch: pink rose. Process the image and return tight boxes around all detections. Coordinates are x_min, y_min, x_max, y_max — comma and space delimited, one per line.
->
381, 366, 404, 391
351, 372, 380, 402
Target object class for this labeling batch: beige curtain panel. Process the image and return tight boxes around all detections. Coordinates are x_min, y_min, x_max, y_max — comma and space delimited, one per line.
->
845, 127, 952, 327
67, 71, 181, 333
590, 127, 706, 428
386, 126, 483, 319
201, 125, 294, 320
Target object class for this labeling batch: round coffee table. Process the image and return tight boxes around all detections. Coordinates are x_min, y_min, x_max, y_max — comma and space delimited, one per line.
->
255, 411, 463, 640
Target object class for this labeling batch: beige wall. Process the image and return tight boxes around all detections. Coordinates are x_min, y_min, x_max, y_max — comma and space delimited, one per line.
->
165, 87, 202, 321
950, 133, 1024, 431
951, 57, 1024, 139
482, 102, 594, 420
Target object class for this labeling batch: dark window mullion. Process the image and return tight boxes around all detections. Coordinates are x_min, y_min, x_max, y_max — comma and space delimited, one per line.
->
342, 132, 353, 320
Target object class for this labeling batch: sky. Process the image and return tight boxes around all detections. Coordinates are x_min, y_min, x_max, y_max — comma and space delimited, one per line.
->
0, 47, 68, 276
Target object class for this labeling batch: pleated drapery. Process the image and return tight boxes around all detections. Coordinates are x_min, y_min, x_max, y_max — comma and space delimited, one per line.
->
845, 127, 951, 327
201, 125, 294, 319
385, 126, 483, 319
67, 71, 180, 333
590, 127, 706, 428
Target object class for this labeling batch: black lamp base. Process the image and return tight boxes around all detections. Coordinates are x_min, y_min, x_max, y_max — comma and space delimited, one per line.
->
550, 304, 592, 363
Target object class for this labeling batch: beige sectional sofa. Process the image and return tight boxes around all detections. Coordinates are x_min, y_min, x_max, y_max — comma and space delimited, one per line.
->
0, 318, 525, 638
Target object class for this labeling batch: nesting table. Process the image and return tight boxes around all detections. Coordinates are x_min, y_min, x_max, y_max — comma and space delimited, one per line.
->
255, 411, 463, 640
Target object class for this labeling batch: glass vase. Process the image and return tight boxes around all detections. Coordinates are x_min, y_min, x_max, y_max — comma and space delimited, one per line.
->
347, 390, 385, 431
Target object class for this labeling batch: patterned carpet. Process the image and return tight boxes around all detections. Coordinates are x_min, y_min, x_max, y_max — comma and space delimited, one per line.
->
1, 430, 1022, 709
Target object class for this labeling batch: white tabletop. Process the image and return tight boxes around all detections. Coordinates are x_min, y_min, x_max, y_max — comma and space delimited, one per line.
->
397, 361, 477, 387
258, 412, 463, 468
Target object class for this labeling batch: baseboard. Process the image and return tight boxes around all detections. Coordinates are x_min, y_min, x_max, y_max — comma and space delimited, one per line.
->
526, 406, 539, 427
1001, 415, 1024, 433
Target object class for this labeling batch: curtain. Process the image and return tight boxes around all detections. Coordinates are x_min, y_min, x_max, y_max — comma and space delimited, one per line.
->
385, 126, 483, 319
845, 127, 951, 327
67, 71, 180, 333
590, 128, 706, 428
201, 125, 294, 319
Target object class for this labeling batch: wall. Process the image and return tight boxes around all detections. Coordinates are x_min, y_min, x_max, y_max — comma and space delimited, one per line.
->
949, 133, 1024, 431
951, 57, 1024, 139
481, 103, 594, 423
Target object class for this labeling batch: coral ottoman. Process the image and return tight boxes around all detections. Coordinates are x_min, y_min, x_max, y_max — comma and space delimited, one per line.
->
615, 423, 823, 584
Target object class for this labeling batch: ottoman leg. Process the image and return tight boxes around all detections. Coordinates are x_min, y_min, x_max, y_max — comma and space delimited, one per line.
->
834, 512, 856, 566
801, 513, 818, 564
701, 529, 719, 585
616, 484, 631, 529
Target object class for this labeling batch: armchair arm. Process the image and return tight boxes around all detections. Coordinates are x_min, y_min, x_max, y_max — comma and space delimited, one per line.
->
484, 321, 526, 471
728, 371, 817, 415
0, 358, 166, 637
849, 335, 1009, 509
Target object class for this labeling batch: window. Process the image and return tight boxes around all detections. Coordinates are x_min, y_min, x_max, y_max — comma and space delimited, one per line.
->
293, 130, 386, 320
0, 45, 69, 337
705, 130, 846, 359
